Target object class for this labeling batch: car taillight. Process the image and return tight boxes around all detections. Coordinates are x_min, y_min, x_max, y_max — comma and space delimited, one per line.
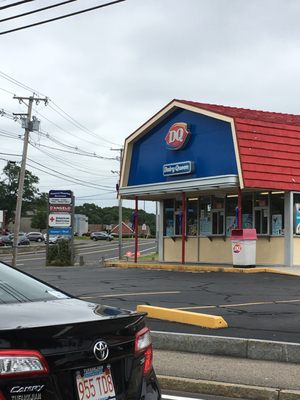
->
135, 327, 153, 375
0, 390, 6, 400
0, 350, 49, 377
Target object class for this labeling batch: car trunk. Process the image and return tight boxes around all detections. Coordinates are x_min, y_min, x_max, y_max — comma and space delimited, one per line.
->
0, 299, 147, 399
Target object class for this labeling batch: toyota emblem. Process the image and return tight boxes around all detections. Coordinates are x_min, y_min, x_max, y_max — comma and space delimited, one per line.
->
93, 341, 109, 362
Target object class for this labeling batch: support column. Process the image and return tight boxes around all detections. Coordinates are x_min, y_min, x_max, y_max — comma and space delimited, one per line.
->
134, 196, 139, 263
182, 192, 186, 264
238, 187, 242, 229
284, 192, 293, 267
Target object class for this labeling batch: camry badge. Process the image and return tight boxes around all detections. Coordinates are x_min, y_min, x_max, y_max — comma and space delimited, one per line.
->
93, 341, 109, 361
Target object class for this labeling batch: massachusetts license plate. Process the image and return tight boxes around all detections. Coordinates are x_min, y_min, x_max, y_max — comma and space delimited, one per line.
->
76, 365, 116, 400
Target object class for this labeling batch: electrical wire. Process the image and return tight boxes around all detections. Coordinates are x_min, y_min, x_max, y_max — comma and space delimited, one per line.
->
0, 0, 78, 23
0, 70, 121, 148
34, 108, 112, 150
27, 155, 114, 190
0, 0, 34, 10
29, 141, 115, 178
0, 0, 126, 36
27, 160, 114, 191
32, 131, 116, 159
48, 102, 121, 146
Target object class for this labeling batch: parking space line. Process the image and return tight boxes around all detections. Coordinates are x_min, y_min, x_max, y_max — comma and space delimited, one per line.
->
178, 299, 300, 310
79, 290, 181, 299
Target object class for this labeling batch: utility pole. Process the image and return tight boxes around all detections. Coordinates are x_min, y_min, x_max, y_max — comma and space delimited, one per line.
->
12, 94, 48, 267
111, 147, 123, 260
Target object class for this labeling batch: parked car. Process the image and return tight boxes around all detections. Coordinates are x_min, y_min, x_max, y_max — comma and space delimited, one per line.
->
5, 233, 30, 246
44, 235, 63, 244
90, 231, 114, 241
26, 231, 45, 242
0, 261, 161, 400
0, 235, 13, 247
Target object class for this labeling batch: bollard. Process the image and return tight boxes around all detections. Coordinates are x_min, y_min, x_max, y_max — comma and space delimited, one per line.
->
79, 256, 84, 266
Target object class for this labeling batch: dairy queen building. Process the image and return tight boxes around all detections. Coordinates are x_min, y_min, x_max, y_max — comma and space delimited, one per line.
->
119, 99, 300, 267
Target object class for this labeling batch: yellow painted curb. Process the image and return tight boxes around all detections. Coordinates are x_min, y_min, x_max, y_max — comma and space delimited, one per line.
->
136, 305, 228, 329
106, 262, 300, 276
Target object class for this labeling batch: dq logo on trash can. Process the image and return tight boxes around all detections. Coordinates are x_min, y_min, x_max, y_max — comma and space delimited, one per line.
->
233, 243, 242, 253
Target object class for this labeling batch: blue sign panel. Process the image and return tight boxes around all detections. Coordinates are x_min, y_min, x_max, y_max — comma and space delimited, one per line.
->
48, 227, 72, 235
127, 108, 238, 186
163, 161, 194, 177
49, 190, 72, 198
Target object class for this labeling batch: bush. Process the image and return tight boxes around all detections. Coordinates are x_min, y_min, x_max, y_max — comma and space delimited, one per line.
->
46, 239, 74, 266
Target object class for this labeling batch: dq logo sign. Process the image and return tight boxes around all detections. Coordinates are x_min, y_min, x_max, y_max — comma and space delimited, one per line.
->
165, 122, 190, 150
233, 243, 242, 253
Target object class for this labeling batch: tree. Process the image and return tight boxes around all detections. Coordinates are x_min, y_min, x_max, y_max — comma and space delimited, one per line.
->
0, 162, 39, 227
31, 192, 48, 230
74, 203, 156, 235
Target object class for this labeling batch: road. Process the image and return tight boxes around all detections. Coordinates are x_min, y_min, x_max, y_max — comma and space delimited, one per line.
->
0, 238, 157, 267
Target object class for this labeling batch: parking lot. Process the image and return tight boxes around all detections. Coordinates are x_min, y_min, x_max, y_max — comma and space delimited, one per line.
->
19, 264, 300, 343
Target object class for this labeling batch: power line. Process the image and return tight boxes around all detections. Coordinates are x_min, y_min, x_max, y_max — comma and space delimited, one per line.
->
31, 132, 116, 160
27, 156, 113, 190
48, 102, 121, 146
0, 70, 45, 96
0, 0, 77, 23
0, 0, 34, 10
0, 70, 121, 148
29, 142, 114, 178
0, 0, 126, 36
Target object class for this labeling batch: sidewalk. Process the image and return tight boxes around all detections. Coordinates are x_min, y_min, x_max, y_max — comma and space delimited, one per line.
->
155, 350, 300, 400
152, 332, 300, 400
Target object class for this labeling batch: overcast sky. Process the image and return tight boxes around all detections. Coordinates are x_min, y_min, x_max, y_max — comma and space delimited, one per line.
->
0, 0, 299, 212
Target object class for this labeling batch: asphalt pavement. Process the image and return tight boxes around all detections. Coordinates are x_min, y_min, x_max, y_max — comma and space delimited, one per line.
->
8, 256, 300, 399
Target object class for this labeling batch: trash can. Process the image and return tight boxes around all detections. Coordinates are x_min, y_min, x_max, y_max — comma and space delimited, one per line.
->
230, 229, 257, 268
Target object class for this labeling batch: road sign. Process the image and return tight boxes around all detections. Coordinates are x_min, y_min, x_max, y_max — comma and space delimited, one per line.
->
48, 227, 72, 235
49, 213, 71, 227
49, 205, 72, 212
49, 190, 72, 198
49, 197, 72, 205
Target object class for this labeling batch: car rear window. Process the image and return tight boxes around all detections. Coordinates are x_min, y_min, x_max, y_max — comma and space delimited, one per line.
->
0, 262, 70, 304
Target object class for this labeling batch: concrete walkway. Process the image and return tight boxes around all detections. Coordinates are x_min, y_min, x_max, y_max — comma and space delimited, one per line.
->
153, 332, 300, 400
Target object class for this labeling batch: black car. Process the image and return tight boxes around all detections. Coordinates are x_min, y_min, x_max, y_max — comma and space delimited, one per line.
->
90, 232, 114, 241
0, 261, 161, 400
0, 234, 30, 246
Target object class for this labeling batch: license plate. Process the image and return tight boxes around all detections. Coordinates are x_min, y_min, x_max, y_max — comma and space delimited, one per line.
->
76, 365, 116, 400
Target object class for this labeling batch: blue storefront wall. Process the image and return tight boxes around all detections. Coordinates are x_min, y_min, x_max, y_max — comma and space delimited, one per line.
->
127, 108, 238, 186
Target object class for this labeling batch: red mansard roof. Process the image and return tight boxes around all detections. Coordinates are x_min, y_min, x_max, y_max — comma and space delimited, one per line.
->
178, 99, 300, 191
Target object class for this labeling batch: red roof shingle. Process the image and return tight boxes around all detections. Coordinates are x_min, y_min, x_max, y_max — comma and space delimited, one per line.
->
177, 99, 300, 191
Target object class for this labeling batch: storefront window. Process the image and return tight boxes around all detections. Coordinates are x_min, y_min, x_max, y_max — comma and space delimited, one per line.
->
199, 197, 212, 235
294, 193, 300, 235
187, 198, 198, 236
254, 192, 269, 234
211, 195, 225, 235
271, 192, 284, 235
225, 195, 238, 236
164, 199, 175, 236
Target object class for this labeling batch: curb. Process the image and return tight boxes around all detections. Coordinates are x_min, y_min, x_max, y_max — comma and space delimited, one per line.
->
105, 261, 300, 276
158, 375, 300, 400
137, 305, 228, 329
152, 331, 300, 363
